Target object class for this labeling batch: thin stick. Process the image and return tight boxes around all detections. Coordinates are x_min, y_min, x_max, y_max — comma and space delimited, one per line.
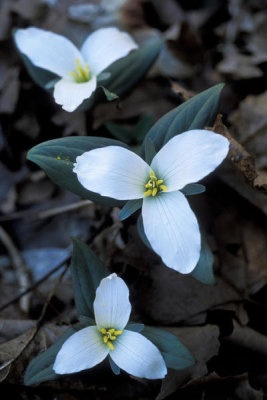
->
0, 226, 31, 313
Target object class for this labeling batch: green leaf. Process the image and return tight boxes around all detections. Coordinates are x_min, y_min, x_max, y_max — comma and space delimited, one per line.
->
78, 315, 96, 325
126, 323, 144, 333
24, 323, 85, 385
71, 238, 109, 318
119, 199, 143, 221
142, 326, 195, 370
109, 357, 120, 375
137, 215, 152, 250
144, 83, 224, 152
144, 137, 156, 164
133, 114, 154, 142
181, 183, 206, 196
105, 114, 154, 145
105, 122, 132, 144
190, 234, 215, 285
27, 136, 128, 207
100, 86, 119, 102
103, 40, 163, 97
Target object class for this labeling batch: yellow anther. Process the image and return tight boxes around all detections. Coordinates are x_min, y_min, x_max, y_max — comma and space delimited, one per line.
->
100, 327, 123, 350
144, 189, 152, 197
107, 341, 114, 351
69, 58, 91, 83
144, 170, 168, 197
160, 185, 168, 192
152, 187, 158, 196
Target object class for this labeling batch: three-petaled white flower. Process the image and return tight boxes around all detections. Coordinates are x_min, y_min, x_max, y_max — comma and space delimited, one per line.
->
73, 130, 229, 273
14, 26, 138, 112
53, 273, 167, 379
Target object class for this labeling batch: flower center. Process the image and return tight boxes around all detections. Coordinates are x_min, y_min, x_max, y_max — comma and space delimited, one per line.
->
144, 170, 168, 197
69, 58, 91, 83
100, 328, 123, 350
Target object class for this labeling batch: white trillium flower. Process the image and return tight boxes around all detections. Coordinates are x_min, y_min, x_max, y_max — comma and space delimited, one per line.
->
53, 273, 167, 379
14, 26, 138, 112
73, 130, 229, 273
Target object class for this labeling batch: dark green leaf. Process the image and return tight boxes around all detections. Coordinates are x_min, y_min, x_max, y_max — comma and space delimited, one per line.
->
27, 136, 128, 207
105, 122, 132, 144
181, 183, 206, 196
109, 357, 120, 375
119, 199, 143, 221
133, 114, 154, 142
142, 326, 195, 370
100, 86, 119, 102
137, 215, 152, 250
71, 238, 109, 318
126, 323, 144, 333
190, 235, 215, 285
144, 83, 224, 152
24, 323, 84, 385
104, 40, 163, 97
144, 137, 156, 164
78, 315, 96, 326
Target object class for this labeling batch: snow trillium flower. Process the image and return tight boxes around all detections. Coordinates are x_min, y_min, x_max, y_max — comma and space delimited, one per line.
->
73, 130, 229, 273
14, 26, 138, 112
53, 273, 167, 379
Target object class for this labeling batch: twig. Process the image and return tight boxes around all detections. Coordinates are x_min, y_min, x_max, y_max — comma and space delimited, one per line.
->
0, 254, 70, 313
0, 200, 93, 222
0, 227, 31, 313
0, 212, 111, 312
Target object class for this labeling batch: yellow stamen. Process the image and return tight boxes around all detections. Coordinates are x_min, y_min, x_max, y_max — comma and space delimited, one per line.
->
144, 189, 152, 197
160, 185, 168, 192
100, 327, 123, 351
107, 341, 114, 350
144, 170, 168, 197
152, 187, 157, 196
69, 58, 91, 83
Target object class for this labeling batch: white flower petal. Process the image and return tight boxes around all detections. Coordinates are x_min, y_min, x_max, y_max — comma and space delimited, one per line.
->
81, 27, 138, 76
151, 130, 229, 191
14, 27, 82, 77
53, 75, 97, 112
94, 273, 131, 330
53, 326, 109, 374
142, 191, 200, 273
110, 330, 167, 379
73, 146, 150, 200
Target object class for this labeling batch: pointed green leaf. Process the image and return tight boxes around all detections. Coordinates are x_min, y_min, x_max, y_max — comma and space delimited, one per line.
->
119, 199, 143, 221
104, 40, 163, 97
105, 122, 132, 144
181, 183, 206, 196
137, 215, 152, 250
190, 235, 215, 285
71, 238, 109, 318
24, 323, 85, 385
142, 326, 195, 370
126, 323, 144, 333
144, 83, 224, 152
109, 357, 120, 375
100, 86, 119, 102
27, 136, 128, 207
144, 137, 156, 164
